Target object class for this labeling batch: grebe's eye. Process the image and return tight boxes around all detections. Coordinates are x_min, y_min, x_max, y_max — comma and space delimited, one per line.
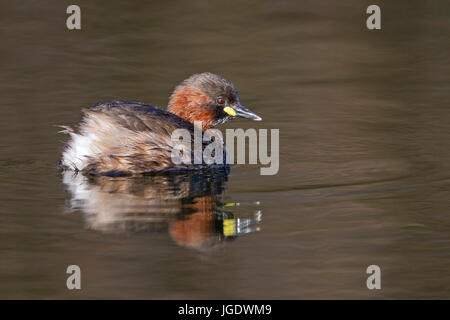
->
216, 97, 226, 105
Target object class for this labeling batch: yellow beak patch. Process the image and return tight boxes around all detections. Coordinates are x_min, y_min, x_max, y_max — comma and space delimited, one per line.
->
223, 106, 236, 116
223, 219, 236, 236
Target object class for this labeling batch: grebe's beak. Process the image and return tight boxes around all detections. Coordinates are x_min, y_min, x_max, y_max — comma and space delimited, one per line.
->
224, 104, 262, 121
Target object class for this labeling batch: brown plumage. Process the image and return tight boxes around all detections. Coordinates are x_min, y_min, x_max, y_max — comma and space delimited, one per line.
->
60, 72, 261, 176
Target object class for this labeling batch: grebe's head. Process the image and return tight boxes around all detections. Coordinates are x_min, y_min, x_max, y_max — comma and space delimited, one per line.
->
168, 72, 261, 129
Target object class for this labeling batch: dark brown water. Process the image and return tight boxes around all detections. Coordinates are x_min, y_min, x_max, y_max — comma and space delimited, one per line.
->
1, 1, 450, 299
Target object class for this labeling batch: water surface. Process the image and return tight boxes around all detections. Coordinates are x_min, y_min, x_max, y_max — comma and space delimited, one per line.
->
1, 1, 450, 299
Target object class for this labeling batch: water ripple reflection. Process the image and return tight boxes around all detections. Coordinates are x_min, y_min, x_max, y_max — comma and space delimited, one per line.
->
61, 168, 261, 249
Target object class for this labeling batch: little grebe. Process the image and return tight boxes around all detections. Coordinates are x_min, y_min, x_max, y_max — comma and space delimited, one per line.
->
60, 72, 261, 175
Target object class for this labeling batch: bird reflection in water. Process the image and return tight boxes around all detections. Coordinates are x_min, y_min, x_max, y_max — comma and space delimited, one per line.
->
62, 168, 261, 249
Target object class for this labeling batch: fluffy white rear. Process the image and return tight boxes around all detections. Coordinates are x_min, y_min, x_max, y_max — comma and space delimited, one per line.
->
60, 114, 117, 171
61, 132, 98, 170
